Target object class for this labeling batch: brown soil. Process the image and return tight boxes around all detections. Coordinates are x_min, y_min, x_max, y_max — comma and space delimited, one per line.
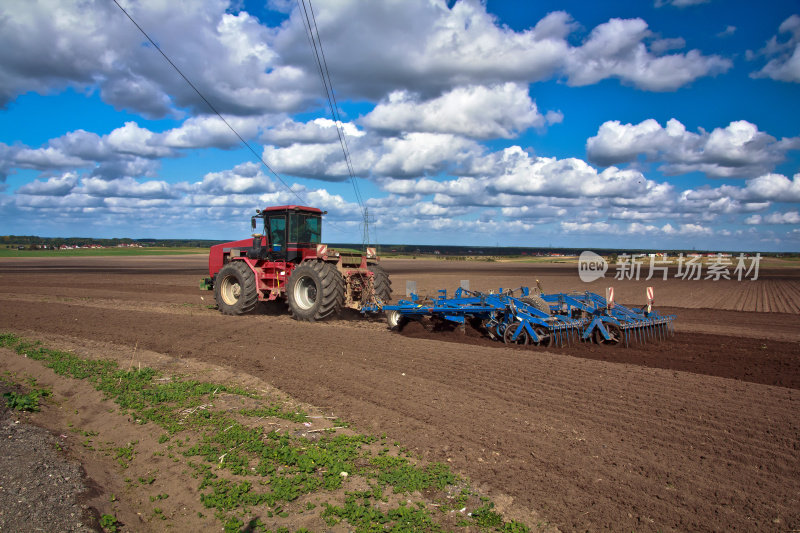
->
1, 255, 799, 532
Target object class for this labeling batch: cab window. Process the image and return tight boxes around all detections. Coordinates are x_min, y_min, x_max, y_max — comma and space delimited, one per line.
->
269, 215, 285, 247
289, 214, 321, 244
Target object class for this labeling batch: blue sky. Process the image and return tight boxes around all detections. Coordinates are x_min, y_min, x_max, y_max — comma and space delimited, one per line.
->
1, 0, 799, 251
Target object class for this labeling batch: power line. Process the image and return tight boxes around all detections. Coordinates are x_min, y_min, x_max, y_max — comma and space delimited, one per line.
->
297, 0, 371, 246
111, 0, 308, 207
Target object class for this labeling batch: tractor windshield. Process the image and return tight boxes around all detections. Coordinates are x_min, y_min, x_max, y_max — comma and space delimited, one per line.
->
289, 213, 321, 244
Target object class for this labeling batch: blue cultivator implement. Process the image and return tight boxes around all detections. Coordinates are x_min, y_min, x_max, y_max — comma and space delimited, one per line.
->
363, 286, 675, 348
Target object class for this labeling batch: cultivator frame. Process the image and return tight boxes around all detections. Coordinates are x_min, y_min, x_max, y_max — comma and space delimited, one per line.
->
363, 286, 675, 348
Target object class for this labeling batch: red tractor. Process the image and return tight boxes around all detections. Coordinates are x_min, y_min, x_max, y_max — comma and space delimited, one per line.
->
203, 205, 391, 320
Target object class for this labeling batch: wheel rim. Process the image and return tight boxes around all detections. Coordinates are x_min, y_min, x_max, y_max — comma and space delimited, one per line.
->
595, 323, 621, 345
531, 325, 552, 347
504, 323, 530, 345
387, 310, 401, 328
220, 275, 241, 305
293, 275, 317, 310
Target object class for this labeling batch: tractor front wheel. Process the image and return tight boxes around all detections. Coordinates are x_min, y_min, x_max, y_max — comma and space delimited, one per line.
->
214, 261, 259, 315
287, 261, 344, 321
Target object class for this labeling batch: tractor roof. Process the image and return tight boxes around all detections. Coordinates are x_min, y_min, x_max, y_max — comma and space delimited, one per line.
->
260, 205, 323, 214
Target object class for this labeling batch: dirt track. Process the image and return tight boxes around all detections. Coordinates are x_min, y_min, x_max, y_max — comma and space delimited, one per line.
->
1, 255, 799, 532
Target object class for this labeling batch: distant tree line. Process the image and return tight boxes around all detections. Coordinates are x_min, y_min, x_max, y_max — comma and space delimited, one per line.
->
1, 235, 793, 257
1, 235, 223, 249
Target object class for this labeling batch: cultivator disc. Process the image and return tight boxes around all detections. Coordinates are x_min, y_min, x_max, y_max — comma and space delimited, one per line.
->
362, 285, 676, 349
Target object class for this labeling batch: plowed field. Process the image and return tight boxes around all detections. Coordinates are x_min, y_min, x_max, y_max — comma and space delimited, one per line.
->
1, 255, 798, 532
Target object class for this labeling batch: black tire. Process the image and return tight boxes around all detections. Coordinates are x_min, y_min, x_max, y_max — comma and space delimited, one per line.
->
520, 296, 550, 315
368, 263, 392, 304
594, 323, 622, 345
503, 322, 530, 345
214, 261, 258, 315
530, 325, 553, 347
287, 261, 344, 321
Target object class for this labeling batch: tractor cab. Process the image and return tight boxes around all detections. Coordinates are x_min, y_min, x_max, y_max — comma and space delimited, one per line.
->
250, 205, 324, 263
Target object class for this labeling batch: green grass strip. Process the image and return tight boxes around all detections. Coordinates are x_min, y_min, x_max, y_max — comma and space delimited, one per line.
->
1, 332, 530, 533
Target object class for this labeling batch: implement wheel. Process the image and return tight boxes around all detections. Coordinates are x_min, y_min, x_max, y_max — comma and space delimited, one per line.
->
531, 325, 553, 347
287, 261, 344, 321
386, 310, 407, 331
594, 323, 622, 345
503, 323, 530, 345
214, 261, 258, 315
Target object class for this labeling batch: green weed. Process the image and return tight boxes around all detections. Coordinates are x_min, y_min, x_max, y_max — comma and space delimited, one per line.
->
0, 332, 532, 533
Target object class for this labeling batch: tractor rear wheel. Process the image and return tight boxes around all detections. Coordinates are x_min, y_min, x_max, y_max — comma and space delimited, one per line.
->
287, 261, 344, 321
368, 263, 392, 303
214, 261, 258, 315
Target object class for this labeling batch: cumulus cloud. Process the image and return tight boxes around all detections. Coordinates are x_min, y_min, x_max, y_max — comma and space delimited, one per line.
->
374, 146, 677, 217
261, 118, 364, 147
739, 173, 800, 202
262, 130, 484, 180
361, 83, 557, 138
79, 176, 176, 199
486, 146, 667, 200
194, 162, 278, 194
587, 118, 800, 177
16, 173, 79, 196
750, 15, 800, 83
0, 0, 311, 117
0, 0, 732, 123
563, 18, 730, 91
746, 211, 800, 224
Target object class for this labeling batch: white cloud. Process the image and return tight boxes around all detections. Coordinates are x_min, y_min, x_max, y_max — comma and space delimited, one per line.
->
162, 115, 278, 149
751, 15, 800, 83
487, 146, 665, 200
0, 0, 733, 130
194, 162, 277, 195
655, 0, 710, 7
261, 118, 364, 147
16, 173, 79, 196
740, 173, 800, 202
717, 25, 736, 38
764, 210, 800, 224
361, 83, 556, 139
751, 211, 800, 225
587, 118, 800, 177
274, 5, 574, 98
261, 141, 367, 180
79, 176, 175, 199
106, 122, 175, 158
262, 130, 483, 180
373, 133, 483, 177
650, 37, 686, 54
563, 18, 730, 91
0, 0, 310, 117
